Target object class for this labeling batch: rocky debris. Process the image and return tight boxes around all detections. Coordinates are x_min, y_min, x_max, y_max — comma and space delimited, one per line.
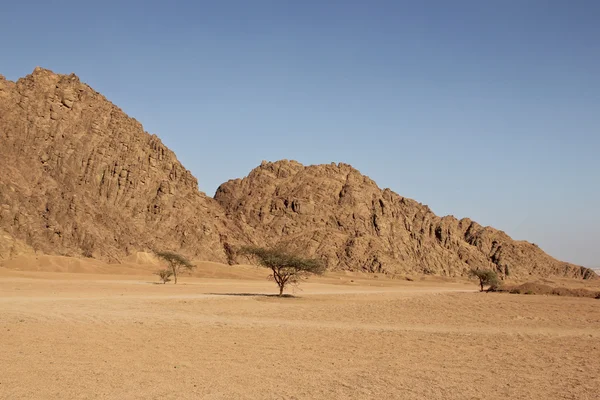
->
215, 160, 596, 280
0, 68, 596, 280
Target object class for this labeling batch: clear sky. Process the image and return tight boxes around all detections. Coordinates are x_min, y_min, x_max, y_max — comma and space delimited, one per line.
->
1, 1, 598, 267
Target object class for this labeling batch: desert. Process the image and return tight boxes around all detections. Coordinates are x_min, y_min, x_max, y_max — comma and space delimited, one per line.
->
1, 66, 598, 400
1, 256, 599, 400
2, 3, 599, 399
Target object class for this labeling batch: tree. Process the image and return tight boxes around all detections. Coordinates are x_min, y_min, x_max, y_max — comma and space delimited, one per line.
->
239, 246, 325, 296
156, 269, 173, 284
470, 268, 500, 292
155, 251, 195, 284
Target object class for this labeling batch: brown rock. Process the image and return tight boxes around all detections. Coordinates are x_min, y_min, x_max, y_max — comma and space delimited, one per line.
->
0, 68, 596, 280
0, 68, 239, 262
215, 160, 596, 280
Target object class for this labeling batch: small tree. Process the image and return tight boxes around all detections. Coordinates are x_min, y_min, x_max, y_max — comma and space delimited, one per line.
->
470, 268, 500, 292
155, 251, 195, 284
156, 269, 173, 284
240, 246, 325, 296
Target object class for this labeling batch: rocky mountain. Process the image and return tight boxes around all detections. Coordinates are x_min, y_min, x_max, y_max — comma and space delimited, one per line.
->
0, 68, 238, 263
0, 68, 596, 280
215, 160, 595, 279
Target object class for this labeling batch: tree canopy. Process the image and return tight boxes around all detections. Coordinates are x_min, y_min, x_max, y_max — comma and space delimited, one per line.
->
239, 246, 325, 296
156, 251, 195, 284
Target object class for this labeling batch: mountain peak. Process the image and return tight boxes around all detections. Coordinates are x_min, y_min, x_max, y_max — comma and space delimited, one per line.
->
0, 68, 596, 280
0, 68, 233, 263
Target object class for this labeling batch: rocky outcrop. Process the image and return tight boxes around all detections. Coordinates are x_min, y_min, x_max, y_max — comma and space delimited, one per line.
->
0, 68, 239, 262
0, 68, 595, 280
215, 160, 596, 279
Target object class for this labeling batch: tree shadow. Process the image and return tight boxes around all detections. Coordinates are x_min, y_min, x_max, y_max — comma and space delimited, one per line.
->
206, 293, 297, 298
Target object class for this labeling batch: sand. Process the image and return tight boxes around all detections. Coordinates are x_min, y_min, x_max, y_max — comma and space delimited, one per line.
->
1, 257, 599, 399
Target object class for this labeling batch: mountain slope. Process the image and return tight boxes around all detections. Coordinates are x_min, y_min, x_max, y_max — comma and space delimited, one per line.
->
0, 68, 595, 280
0, 68, 237, 262
215, 160, 595, 279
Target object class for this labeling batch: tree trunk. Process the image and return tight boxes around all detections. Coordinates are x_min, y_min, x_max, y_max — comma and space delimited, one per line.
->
279, 284, 284, 296
173, 266, 178, 284
480, 281, 484, 292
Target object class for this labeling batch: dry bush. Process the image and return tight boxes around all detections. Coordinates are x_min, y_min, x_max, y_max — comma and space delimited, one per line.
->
470, 269, 500, 292
501, 282, 600, 299
156, 269, 173, 284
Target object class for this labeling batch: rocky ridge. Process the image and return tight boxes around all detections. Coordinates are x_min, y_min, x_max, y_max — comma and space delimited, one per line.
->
215, 160, 595, 279
0, 68, 239, 263
0, 68, 596, 279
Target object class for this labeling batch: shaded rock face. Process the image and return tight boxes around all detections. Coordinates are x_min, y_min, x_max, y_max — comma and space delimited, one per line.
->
0, 68, 596, 280
215, 160, 596, 280
0, 68, 237, 262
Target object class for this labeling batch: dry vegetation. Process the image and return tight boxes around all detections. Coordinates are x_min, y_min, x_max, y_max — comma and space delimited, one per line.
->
499, 281, 600, 298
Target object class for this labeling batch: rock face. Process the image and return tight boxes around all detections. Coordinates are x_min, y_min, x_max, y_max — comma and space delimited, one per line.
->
0, 68, 238, 262
0, 68, 596, 280
215, 160, 596, 280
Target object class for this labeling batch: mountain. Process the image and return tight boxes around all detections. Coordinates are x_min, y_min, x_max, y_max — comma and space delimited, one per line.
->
0, 68, 239, 263
215, 160, 595, 279
0, 68, 596, 280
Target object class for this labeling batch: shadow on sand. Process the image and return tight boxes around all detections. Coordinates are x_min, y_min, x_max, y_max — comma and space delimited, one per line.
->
206, 293, 297, 298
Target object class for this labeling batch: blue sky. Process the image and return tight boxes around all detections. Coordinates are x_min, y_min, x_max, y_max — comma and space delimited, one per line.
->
1, 1, 598, 266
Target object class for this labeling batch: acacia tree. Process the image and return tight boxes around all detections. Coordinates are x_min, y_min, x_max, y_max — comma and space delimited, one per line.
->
470, 268, 500, 292
156, 251, 195, 284
240, 246, 325, 296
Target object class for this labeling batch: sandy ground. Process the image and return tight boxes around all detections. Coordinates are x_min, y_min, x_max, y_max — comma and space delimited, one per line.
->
0, 258, 599, 399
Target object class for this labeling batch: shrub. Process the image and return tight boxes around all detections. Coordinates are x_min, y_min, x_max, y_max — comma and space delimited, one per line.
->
156, 269, 173, 284
501, 282, 600, 299
469, 269, 500, 292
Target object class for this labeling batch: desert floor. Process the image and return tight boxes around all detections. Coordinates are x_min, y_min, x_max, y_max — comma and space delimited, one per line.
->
1, 257, 599, 400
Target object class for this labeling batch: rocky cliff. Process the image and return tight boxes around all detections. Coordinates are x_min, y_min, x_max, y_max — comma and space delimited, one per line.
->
215, 160, 596, 279
0, 68, 238, 263
0, 68, 595, 279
